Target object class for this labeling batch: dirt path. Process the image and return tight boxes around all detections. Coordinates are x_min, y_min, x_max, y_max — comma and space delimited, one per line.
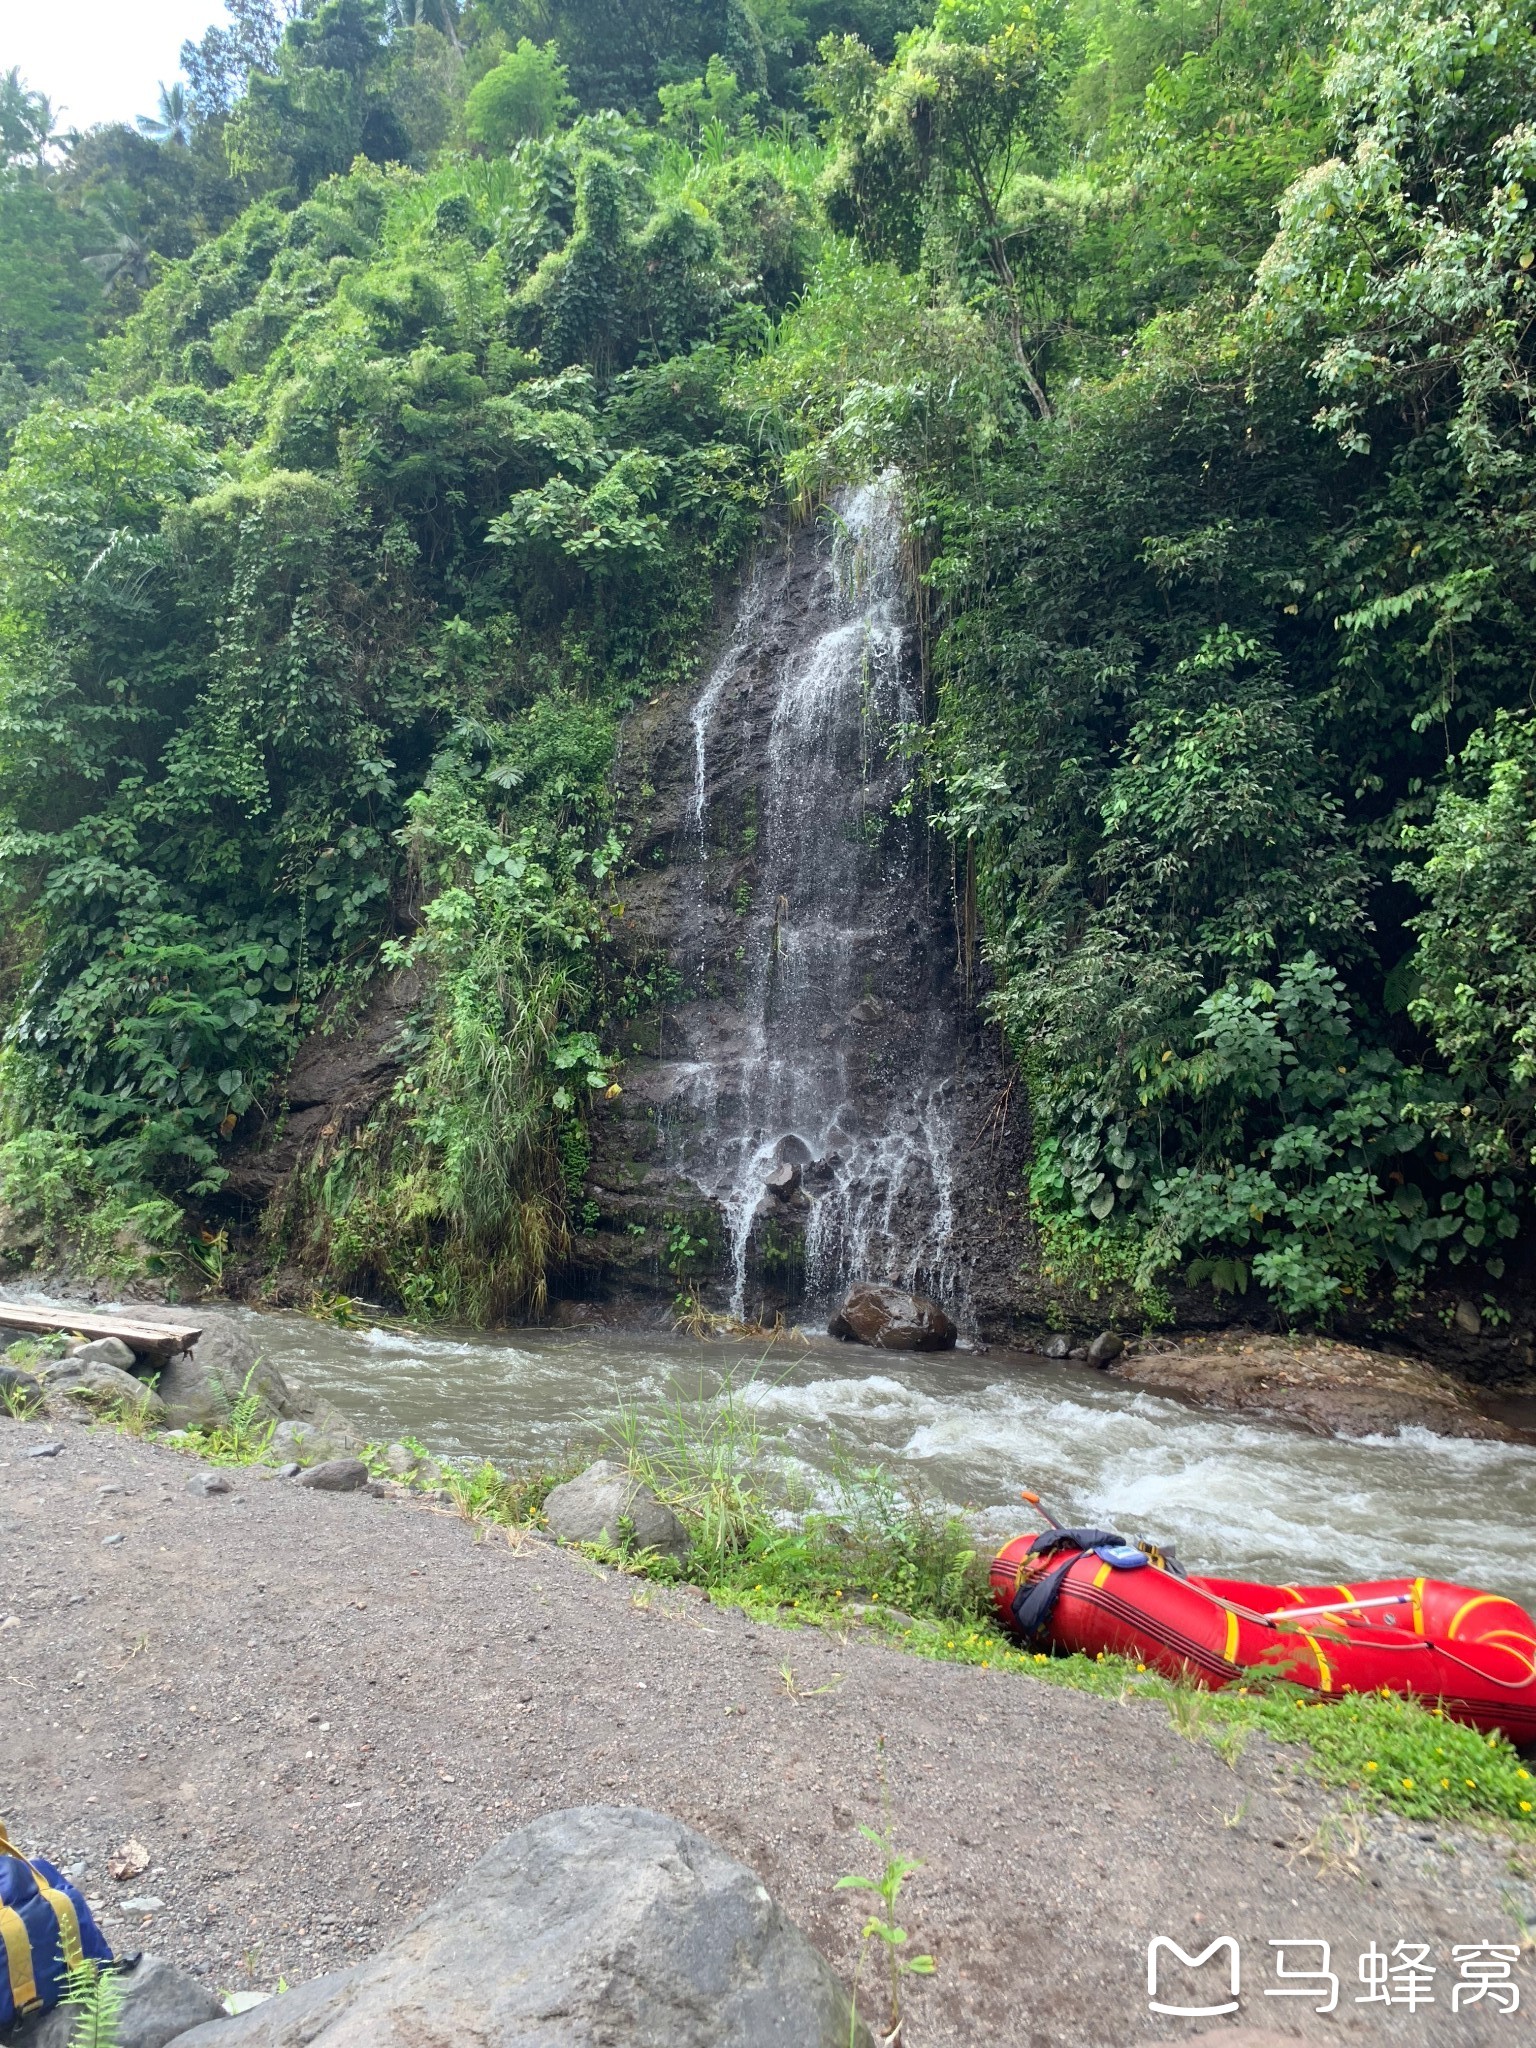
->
3, 1415, 1532, 2046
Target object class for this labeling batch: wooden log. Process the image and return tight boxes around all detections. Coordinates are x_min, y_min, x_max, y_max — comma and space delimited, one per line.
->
0, 1305, 201, 1361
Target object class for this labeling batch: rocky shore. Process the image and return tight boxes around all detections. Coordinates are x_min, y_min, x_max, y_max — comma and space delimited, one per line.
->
1106, 1331, 1530, 1443
4, 1413, 1532, 2046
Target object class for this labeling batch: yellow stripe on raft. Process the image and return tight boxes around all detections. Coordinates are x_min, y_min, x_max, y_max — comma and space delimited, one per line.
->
1447, 1594, 1505, 1640
1093, 1562, 1112, 1589
1301, 1632, 1333, 1693
1224, 1611, 1240, 1665
1411, 1578, 1426, 1636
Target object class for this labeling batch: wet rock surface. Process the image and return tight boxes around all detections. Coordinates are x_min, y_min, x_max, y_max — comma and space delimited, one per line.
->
1112, 1333, 1526, 1441
171, 1808, 867, 2048
568, 497, 1030, 1334
828, 1280, 957, 1352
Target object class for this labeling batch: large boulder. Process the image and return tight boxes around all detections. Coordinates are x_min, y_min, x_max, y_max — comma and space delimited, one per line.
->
141, 1318, 297, 1433
14, 1955, 224, 2047
542, 1459, 689, 1560
171, 1807, 867, 2048
828, 1281, 956, 1352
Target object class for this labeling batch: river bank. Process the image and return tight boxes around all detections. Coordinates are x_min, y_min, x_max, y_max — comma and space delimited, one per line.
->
4, 1411, 1534, 2046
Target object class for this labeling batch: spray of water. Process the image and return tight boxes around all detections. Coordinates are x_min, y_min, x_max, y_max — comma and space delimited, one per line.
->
674, 480, 961, 1318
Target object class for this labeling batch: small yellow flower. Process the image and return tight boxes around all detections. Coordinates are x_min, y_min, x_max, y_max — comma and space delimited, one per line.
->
1519, 1768, 1531, 1779
1034, 1653, 1047, 1664
1137, 1663, 1147, 1673
1365, 1761, 1379, 1772
1521, 1800, 1532, 1813
1466, 1778, 1477, 1788
1401, 1778, 1415, 1791
1440, 1778, 1450, 1789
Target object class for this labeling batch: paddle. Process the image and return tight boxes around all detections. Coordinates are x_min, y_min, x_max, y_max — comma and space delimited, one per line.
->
1019, 1487, 1064, 1529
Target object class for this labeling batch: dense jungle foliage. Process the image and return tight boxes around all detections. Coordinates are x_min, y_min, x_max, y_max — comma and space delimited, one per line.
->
3, 0, 1536, 1324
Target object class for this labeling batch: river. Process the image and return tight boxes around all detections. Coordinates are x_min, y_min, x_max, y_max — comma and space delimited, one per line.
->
234, 1308, 1536, 1610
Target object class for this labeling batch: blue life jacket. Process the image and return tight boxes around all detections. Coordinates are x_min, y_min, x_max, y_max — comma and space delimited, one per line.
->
0, 1823, 114, 2028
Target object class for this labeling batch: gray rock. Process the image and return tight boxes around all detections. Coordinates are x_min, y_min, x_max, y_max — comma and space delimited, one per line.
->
276, 1461, 301, 1479
170, 1807, 867, 2048
146, 1317, 296, 1433
173, 1972, 360, 2047
0, 1364, 41, 1410
101, 1533, 125, 1547
1042, 1334, 1071, 1360
543, 1459, 689, 1560
1453, 1297, 1483, 1338
189, 1470, 234, 1496
66, 1336, 138, 1369
268, 1402, 359, 1466
119, 1896, 166, 1916
13, 1954, 225, 2048
294, 1457, 369, 1493
827, 1281, 956, 1352
37, 1357, 167, 1424
1086, 1329, 1125, 1367
24, 1440, 62, 1458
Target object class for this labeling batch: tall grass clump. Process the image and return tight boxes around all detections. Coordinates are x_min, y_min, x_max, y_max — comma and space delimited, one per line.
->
604, 1373, 990, 1626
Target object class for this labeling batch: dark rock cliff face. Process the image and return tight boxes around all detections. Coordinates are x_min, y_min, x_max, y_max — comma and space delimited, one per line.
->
561, 485, 1031, 1336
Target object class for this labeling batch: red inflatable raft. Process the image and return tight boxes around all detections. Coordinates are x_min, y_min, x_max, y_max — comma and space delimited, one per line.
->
991, 1530, 1536, 1743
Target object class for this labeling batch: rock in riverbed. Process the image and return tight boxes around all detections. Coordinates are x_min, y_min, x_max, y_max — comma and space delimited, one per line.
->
1113, 1333, 1522, 1440
543, 1459, 688, 1559
170, 1807, 867, 2048
828, 1281, 956, 1351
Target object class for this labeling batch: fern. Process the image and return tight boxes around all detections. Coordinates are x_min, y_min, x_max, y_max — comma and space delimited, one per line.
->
62, 1960, 124, 2048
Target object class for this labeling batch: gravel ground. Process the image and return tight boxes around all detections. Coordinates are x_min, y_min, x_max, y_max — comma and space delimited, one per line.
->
3, 1414, 1533, 2047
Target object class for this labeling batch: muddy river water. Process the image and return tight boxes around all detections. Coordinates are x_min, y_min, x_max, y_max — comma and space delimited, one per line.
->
226, 1309, 1536, 1611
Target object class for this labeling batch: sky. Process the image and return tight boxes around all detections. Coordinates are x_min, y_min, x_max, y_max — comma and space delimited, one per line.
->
3, 1, 228, 133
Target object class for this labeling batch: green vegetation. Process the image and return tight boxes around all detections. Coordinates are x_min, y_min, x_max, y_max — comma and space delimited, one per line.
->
837, 1807, 936, 2045
62, 1957, 125, 2048
3, 0, 1536, 1324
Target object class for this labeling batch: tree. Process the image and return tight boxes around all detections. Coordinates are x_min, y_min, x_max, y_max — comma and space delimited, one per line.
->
182, 0, 286, 121
464, 39, 574, 148
819, 4, 1069, 413
137, 83, 195, 148
0, 67, 58, 167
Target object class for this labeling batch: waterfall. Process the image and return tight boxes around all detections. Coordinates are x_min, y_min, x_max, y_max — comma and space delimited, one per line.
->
667, 479, 963, 1321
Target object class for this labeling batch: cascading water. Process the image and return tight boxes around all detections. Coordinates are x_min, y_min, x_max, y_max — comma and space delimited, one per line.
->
668, 479, 964, 1319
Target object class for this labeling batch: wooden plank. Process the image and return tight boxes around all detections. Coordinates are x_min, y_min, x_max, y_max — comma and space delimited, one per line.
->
0, 1305, 201, 1360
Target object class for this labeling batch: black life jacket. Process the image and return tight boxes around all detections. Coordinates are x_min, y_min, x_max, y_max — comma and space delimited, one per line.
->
1010, 1527, 1124, 1643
